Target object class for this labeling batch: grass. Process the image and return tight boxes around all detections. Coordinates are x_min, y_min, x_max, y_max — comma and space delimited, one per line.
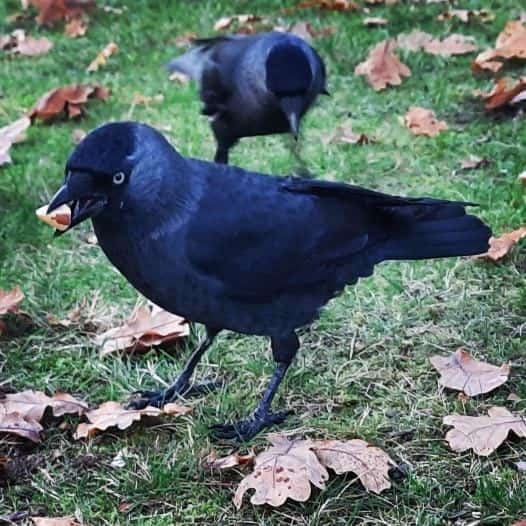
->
0, 0, 525, 524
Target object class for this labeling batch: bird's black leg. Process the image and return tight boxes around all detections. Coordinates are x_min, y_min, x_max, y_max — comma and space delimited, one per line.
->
214, 145, 229, 164
212, 332, 299, 441
289, 136, 314, 178
127, 327, 221, 409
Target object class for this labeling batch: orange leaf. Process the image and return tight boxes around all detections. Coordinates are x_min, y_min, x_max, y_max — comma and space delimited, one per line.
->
0, 286, 24, 315
25, 0, 95, 26
404, 107, 448, 137
202, 449, 256, 470
65, 17, 87, 38
36, 204, 71, 231
86, 41, 118, 72
474, 77, 526, 110
474, 227, 526, 261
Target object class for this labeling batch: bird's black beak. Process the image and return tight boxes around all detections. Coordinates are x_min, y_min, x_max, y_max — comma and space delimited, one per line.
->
46, 173, 107, 236
279, 96, 303, 141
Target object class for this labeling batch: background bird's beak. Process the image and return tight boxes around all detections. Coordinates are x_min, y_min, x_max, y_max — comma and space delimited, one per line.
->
46, 174, 107, 236
279, 96, 302, 141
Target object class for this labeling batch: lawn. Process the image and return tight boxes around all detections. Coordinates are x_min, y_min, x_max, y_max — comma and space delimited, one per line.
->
1, 0, 525, 524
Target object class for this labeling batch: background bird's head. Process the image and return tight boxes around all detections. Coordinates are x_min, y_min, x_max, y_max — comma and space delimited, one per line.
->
265, 41, 314, 139
46, 121, 177, 234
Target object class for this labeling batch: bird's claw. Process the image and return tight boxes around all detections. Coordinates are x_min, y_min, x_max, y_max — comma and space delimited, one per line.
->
211, 409, 292, 441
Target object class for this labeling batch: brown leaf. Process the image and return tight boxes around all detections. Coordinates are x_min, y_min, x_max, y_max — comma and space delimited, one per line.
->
65, 17, 87, 37
0, 390, 88, 422
396, 30, 435, 52
202, 449, 256, 470
72, 127, 86, 144
459, 155, 489, 170
0, 286, 24, 316
73, 400, 189, 439
1, 29, 53, 56
404, 107, 448, 137
96, 304, 189, 355
25, 0, 95, 26
29, 84, 109, 122
473, 20, 526, 73
234, 435, 328, 509
430, 348, 510, 396
0, 405, 43, 442
437, 9, 494, 24
444, 406, 526, 456
355, 40, 411, 91
312, 439, 394, 494
518, 171, 526, 186
32, 517, 84, 526
474, 227, 526, 261
363, 17, 388, 27
213, 14, 265, 34
172, 32, 197, 47
285, 22, 335, 41
296, 0, 360, 11
512, 521, 526, 526
86, 41, 118, 72
423, 34, 478, 57
36, 204, 71, 231
168, 71, 190, 85
326, 120, 370, 145
0, 116, 31, 166
474, 77, 526, 110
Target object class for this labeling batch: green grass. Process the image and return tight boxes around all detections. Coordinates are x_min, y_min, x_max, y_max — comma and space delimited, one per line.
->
1, 0, 526, 524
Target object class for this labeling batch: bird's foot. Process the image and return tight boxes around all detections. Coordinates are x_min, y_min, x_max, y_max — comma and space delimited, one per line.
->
126, 379, 223, 410
211, 409, 291, 441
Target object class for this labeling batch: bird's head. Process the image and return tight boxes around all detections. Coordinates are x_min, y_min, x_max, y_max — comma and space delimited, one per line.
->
46, 122, 174, 235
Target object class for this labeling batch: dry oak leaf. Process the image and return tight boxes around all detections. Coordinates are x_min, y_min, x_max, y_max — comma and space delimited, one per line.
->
0, 286, 24, 315
0, 405, 43, 442
404, 107, 448, 137
36, 204, 71, 231
430, 348, 510, 396
96, 304, 189, 355
24, 0, 95, 26
474, 227, 526, 261
444, 406, 526, 456
234, 435, 328, 509
396, 30, 434, 52
202, 449, 256, 470
326, 120, 370, 145
355, 40, 411, 91
1, 390, 88, 422
296, 0, 360, 11
475, 77, 526, 110
0, 116, 31, 166
473, 21, 526, 73
1, 29, 53, 56
86, 41, 118, 72
32, 517, 84, 526
423, 34, 478, 57
73, 401, 190, 439
29, 84, 109, 122
65, 17, 87, 37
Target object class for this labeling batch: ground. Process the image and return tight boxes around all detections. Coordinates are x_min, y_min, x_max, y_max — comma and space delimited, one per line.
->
0, 0, 525, 524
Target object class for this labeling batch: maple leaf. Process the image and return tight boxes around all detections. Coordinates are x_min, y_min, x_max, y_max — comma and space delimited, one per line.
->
444, 406, 526, 456
73, 400, 190, 439
0, 116, 31, 167
0, 286, 24, 316
29, 84, 109, 122
430, 348, 510, 396
32, 517, 84, 526
0, 405, 43, 442
474, 77, 526, 110
473, 227, 526, 261
0, 390, 88, 422
423, 34, 478, 57
355, 40, 411, 91
36, 204, 71, 231
24, 0, 95, 26
202, 449, 256, 470
96, 303, 189, 355
65, 18, 87, 38
404, 107, 448, 137
86, 41, 118, 72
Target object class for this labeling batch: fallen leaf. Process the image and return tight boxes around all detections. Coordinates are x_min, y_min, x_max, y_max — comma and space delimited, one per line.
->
365, 0, 397, 4
474, 227, 526, 261
286, 22, 335, 40
202, 449, 256, 470
430, 348, 510, 396
516, 461, 526, 472
29, 84, 109, 122
459, 155, 489, 170
474, 77, 526, 110
518, 172, 526, 186
24, 0, 95, 26
508, 393, 521, 402
355, 40, 411, 91
444, 406, 526, 456
65, 17, 87, 37
363, 17, 388, 27
0, 29, 53, 56
73, 400, 189, 439
71, 128, 86, 144
512, 521, 526, 526
437, 9, 494, 24
0, 390, 88, 422
213, 14, 265, 34
326, 120, 371, 145
423, 34, 478, 57
0, 116, 31, 166
36, 204, 71, 231
0, 286, 24, 316
32, 517, 84, 526
172, 32, 196, 47
295, 0, 360, 11
396, 30, 434, 52
234, 435, 328, 509
473, 20, 526, 73
404, 107, 448, 137
96, 303, 189, 355
168, 71, 190, 85
313, 439, 394, 494
0, 405, 43, 442
86, 41, 118, 72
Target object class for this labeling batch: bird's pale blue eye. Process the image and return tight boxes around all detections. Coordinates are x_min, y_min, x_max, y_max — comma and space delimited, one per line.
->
113, 172, 126, 185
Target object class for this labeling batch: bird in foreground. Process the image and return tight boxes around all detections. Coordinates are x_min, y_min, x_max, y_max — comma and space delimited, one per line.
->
167, 31, 327, 164
46, 122, 491, 441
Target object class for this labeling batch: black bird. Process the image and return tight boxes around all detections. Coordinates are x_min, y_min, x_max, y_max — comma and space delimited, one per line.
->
166, 31, 327, 164
46, 122, 491, 440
